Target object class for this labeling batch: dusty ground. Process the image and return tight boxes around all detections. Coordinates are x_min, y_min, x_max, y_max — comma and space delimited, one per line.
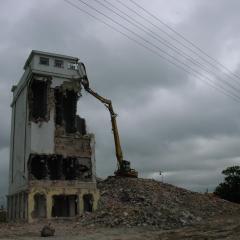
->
0, 214, 239, 240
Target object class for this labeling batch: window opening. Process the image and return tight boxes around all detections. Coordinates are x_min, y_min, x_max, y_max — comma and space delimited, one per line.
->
33, 194, 46, 218
29, 80, 48, 120
83, 194, 93, 212
68, 62, 77, 70
55, 59, 64, 68
52, 195, 78, 217
39, 57, 49, 66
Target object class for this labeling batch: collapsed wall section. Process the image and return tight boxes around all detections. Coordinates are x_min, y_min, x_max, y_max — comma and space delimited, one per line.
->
28, 154, 92, 180
27, 75, 95, 182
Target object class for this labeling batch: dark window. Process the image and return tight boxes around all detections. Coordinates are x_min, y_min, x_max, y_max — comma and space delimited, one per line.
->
47, 155, 63, 180
28, 154, 92, 181
55, 59, 64, 68
55, 89, 78, 133
83, 194, 93, 212
54, 89, 64, 125
63, 157, 77, 180
39, 57, 49, 66
30, 80, 48, 120
33, 194, 46, 218
28, 155, 49, 180
52, 195, 78, 217
76, 115, 86, 135
63, 90, 78, 133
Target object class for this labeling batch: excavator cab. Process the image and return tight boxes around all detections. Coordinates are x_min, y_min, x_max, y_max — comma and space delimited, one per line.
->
115, 160, 138, 178
77, 62, 138, 178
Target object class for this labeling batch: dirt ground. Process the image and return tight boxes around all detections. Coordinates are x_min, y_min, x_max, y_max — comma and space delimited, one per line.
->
0, 214, 239, 240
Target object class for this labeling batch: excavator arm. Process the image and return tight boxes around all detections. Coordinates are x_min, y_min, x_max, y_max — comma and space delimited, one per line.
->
84, 87, 124, 167
77, 63, 138, 178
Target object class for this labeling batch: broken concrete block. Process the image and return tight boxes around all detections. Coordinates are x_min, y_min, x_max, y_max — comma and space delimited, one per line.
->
40, 224, 55, 237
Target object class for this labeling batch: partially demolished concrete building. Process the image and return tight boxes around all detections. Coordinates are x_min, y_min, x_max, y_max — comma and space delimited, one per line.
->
7, 50, 99, 222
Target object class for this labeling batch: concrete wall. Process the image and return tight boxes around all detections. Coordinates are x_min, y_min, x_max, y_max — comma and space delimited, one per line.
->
30, 110, 55, 154
7, 192, 28, 221
9, 87, 28, 194
8, 104, 15, 193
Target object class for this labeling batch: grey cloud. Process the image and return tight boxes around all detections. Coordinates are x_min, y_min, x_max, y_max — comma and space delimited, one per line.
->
178, 0, 240, 59
144, 169, 224, 192
1, 0, 240, 197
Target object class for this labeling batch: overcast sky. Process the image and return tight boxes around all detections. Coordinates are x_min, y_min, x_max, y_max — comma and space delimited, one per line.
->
1, 0, 240, 202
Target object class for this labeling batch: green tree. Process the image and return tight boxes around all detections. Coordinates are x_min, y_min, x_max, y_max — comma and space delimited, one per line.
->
214, 166, 240, 203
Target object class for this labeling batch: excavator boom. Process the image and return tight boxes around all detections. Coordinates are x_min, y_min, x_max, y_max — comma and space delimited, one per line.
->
77, 63, 138, 178
84, 87, 124, 165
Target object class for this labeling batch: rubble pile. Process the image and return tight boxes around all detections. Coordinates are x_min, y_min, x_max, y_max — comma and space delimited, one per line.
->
79, 177, 240, 228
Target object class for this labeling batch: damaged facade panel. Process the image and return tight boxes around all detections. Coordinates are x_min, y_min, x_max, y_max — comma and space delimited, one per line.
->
28, 154, 92, 181
62, 89, 78, 133
54, 88, 86, 135
29, 78, 51, 122
54, 137, 92, 157
8, 50, 99, 223
52, 195, 77, 217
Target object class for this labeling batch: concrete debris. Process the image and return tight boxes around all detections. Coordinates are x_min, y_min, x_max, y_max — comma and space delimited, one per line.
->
40, 224, 55, 237
78, 177, 240, 229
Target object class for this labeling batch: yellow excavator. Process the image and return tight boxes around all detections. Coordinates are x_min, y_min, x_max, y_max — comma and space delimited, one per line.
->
76, 63, 138, 178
